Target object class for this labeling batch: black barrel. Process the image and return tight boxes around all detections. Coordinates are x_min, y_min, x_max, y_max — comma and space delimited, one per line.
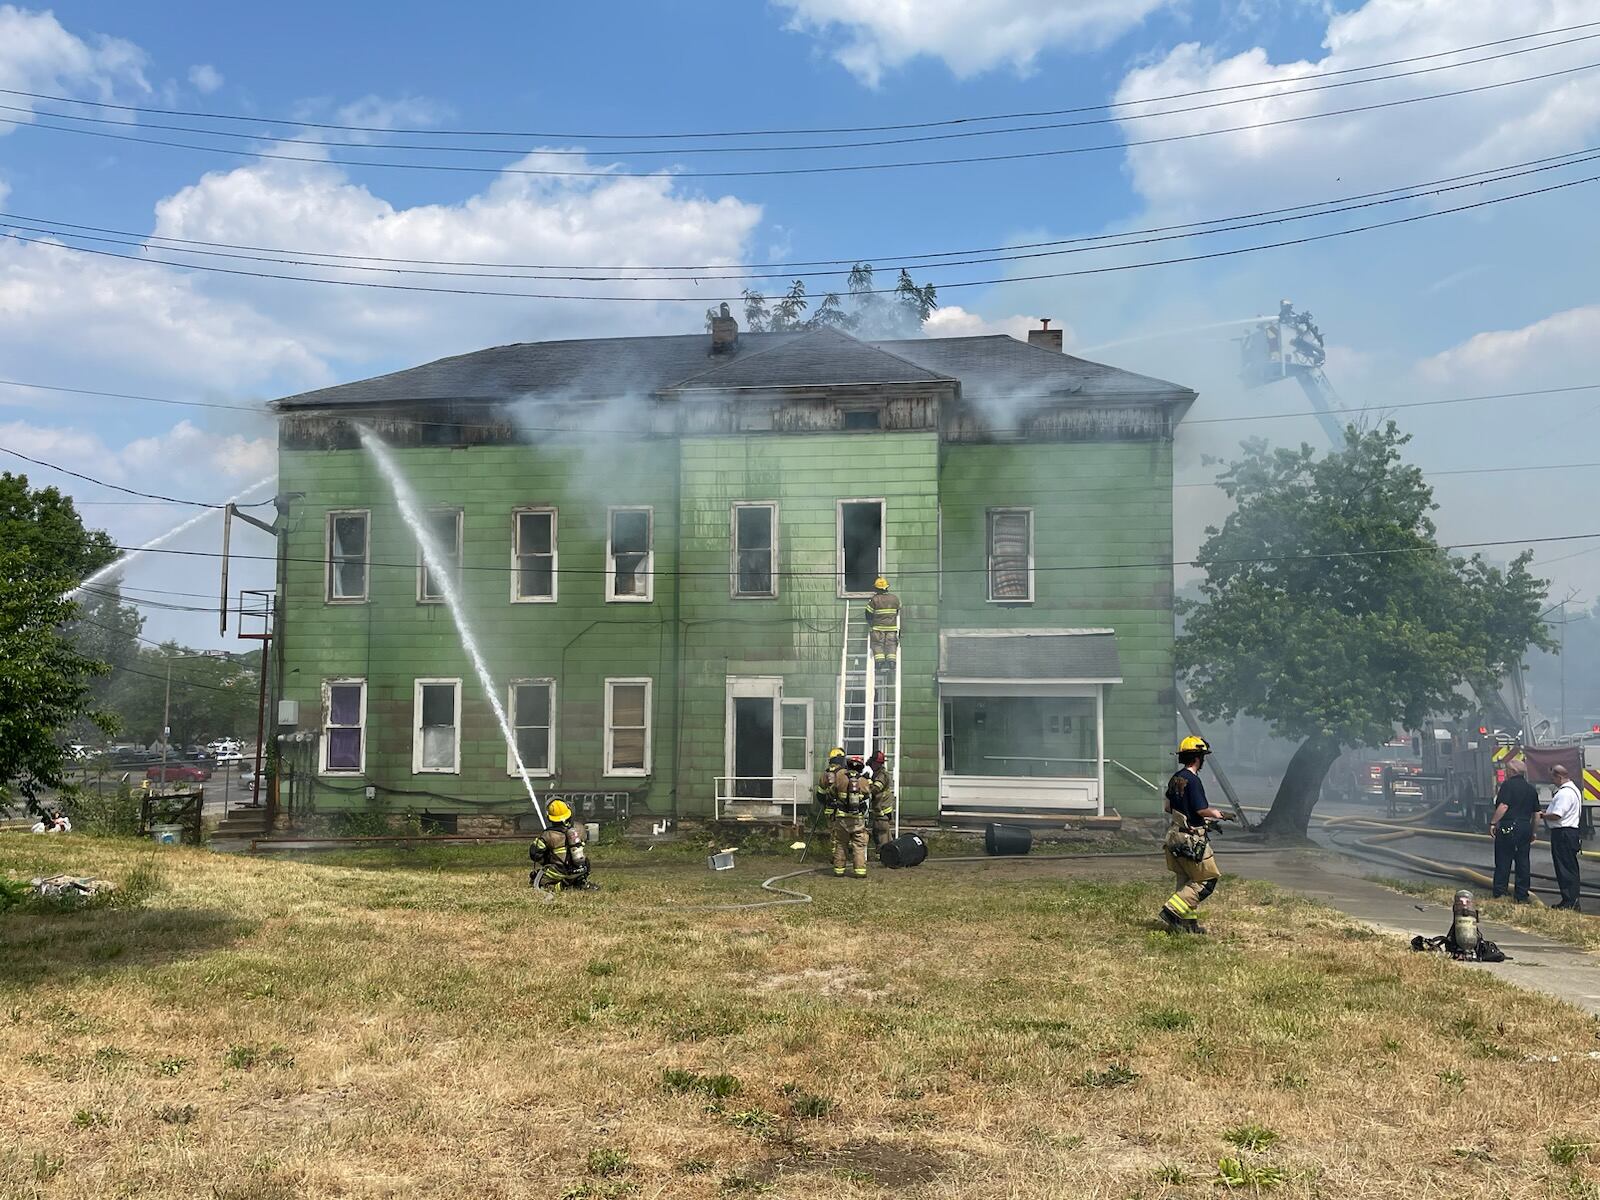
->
878, 832, 928, 869
984, 822, 1032, 856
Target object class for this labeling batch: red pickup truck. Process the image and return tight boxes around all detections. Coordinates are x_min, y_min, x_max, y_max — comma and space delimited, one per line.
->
146, 763, 211, 784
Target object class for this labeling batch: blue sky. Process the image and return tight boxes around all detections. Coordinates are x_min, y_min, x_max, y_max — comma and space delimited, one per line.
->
1, 0, 1598, 665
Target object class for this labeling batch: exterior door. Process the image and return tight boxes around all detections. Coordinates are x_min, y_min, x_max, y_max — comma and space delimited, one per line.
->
725, 677, 783, 800
778, 698, 814, 807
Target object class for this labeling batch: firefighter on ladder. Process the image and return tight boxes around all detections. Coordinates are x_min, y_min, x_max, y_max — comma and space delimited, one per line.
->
825, 755, 871, 878
866, 577, 900, 674
1158, 736, 1234, 933
866, 748, 895, 848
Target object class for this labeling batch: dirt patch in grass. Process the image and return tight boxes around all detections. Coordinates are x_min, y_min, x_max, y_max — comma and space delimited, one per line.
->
5, 837, 1600, 1198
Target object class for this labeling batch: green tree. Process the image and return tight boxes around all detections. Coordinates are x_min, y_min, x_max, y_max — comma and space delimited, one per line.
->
102, 644, 260, 748
1177, 424, 1552, 840
712, 263, 938, 337
0, 474, 120, 810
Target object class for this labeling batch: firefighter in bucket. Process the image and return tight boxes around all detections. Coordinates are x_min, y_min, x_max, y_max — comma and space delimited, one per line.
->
529, 799, 600, 893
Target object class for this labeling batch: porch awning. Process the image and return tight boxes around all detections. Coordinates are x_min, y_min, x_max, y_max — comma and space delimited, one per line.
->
938, 628, 1122, 685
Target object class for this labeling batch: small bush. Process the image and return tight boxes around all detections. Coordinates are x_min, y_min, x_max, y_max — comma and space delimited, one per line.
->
788, 1091, 836, 1120
1437, 1068, 1466, 1092
1224, 1125, 1280, 1153
662, 1068, 741, 1099
727, 1108, 779, 1138
1154, 1163, 1190, 1184
1547, 1135, 1588, 1167
1217, 1157, 1286, 1188
223, 1044, 258, 1071
587, 1147, 629, 1177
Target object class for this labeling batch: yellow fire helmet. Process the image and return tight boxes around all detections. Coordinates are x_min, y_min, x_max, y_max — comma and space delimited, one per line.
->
873, 577, 890, 591
827, 746, 846, 762
547, 799, 573, 823
1177, 736, 1211, 756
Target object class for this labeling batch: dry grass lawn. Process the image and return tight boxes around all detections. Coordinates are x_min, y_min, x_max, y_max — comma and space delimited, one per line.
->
3, 833, 1600, 1199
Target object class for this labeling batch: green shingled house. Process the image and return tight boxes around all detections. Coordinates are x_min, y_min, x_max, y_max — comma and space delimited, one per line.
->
269, 319, 1194, 832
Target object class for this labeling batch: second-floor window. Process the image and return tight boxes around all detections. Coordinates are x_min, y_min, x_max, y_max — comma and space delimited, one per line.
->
326, 511, 369, 602
987, 508, 1034, 603
418, 508, 462, 603
513, 509, 557, 602
732, 503, 777, 598
608, 507, 653, 602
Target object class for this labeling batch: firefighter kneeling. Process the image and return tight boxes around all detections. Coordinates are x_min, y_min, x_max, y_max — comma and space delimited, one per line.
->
1158, 736, 1234, 934
824, 756, 872, 878
529, 800, 600, 893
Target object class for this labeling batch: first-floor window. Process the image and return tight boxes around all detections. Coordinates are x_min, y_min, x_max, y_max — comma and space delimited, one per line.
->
605, 678, 652, 775
987, 508, 1033, 602
509, 679, 555, 776
413, 678, 461, 773
321, 679, 366, 773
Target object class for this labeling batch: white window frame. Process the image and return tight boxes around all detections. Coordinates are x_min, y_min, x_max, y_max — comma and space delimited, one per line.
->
411, 677, 463, 774
417, 508, 463, 605
319, 678, 367, 774
606, 506, 655, 603
604, 677, 653, 776
730, 502, 779, 599
507, 678, 557, 777
836, 498, 887, 599
324, 510, 370, 604
986, 507, 1035, 604
510, 507, 558, 603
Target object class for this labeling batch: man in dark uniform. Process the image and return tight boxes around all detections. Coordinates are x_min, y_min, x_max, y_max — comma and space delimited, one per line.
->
1489, 758, 1539, 902
1158, 736, 1235, 934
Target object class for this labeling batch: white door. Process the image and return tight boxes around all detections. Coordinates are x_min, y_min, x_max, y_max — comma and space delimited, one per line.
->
779, 697, 814, 808
725, 677, 783, 800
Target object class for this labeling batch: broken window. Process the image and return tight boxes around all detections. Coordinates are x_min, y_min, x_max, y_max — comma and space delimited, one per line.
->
732, 503, 777, 598
510, 679, 554, 775
418, 509, 462, 603
413, 679, 461, 773
608, 508, 653, 602
326, 511, 369, 601
321, 679, 366, 773
513, 509, 556, 601
839, 500, 884, 595
944, 695, 1096, 778
605, 678, 651, 774
987, 508, 1034, 603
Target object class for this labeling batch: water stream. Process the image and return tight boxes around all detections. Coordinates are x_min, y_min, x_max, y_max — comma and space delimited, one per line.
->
357, 427, 544, 823
67, 474, 276, 599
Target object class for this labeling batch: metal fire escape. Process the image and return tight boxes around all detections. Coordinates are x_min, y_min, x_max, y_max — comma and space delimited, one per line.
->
836, 601, 902, 836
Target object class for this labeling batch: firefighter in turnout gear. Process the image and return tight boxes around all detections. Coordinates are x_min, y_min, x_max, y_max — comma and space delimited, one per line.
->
824, 755, 871, 878
866, 748, 895, 847
1158, 736, 1234, 934
815, 746, 846, 809
529, 800, 599, 892
866, 577, 900, 669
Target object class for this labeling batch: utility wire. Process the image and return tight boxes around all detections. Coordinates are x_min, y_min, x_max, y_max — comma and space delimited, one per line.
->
75, 530, 1600, 580
9, 33, 1596, 159
5, 170, 1595, 302
7, 146, 1587, 273
0, 445, 266, 508
4, 61, 1594, 180
8, 148, 1596, 286
4, 21, 1594, 139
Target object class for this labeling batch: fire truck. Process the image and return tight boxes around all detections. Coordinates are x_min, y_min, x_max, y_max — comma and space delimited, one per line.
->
1417, 718, 1517, 828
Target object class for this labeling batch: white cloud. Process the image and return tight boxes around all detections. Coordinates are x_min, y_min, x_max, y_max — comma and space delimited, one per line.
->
1113, 0, 1600, 215
1417, 304, 1600, 385
335, 93, 449, 130
0, 4, 148, 128
776, 0, 1174, 86
187, 63, 223, 93
0, 417, 273, 485
922, 305, 1044, 342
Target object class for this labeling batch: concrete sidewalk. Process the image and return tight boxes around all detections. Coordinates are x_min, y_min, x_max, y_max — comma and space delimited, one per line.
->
1228, 847, 1600, 1015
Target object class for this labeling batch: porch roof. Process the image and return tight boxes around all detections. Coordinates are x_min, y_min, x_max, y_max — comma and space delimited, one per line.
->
938, 628, 1122, 685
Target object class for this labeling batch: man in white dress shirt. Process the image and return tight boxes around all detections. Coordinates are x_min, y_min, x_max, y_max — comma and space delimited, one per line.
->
1539, 764, 1583, 911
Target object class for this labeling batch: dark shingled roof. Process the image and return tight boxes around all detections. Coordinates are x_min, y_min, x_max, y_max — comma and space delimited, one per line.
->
940, 629, 1123, 683
272, 327, 1191, 410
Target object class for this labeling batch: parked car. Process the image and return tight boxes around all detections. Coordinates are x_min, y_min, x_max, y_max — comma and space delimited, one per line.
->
208, 739, 244, 763
66, 743, 93, 761
184, 745, 213, 762
146, 763, 211, 784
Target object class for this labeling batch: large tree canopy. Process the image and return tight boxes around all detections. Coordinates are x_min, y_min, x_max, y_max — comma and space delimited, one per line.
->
709, 262, 938, 338
1177, 424, 1552, 839
0, 473, 119, 809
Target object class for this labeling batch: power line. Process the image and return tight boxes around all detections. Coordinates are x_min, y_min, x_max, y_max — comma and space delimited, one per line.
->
10, 33, 1597, 160
6, 169, 1595, 303
82, 529, 1600, 580
9, 148, 1596, 287
8, 146, 1587, 274
5, 60, 1594, 181
5, 21, 1593, 140
0, 445, 266, 508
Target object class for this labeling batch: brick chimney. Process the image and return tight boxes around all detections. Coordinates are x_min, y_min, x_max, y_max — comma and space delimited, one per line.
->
1027, 318, 1063, 354
710, 302, 739, 354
